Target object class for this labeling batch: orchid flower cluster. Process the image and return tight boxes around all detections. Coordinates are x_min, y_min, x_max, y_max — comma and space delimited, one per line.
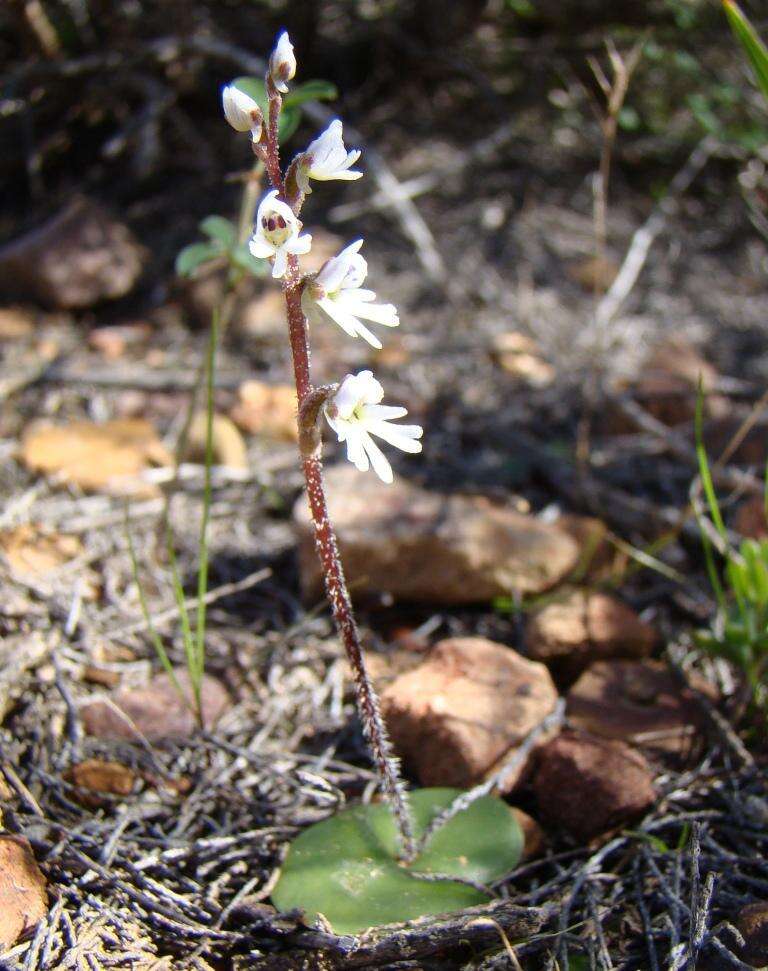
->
221, 33, 422, 485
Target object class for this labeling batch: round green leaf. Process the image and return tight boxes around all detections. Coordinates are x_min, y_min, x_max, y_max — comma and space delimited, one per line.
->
283, 79, 338, 108
272, 788, 524, 935
199, 215, 236, 248
230, 242, 269, 277
175, 241, 219, 278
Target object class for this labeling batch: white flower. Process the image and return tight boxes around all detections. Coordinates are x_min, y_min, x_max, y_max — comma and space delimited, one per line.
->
302, 240, 398, 349
324, 370, 422, 484
300, 120, 362, 186
249, 190, 312, 278
222, 84, 263, 142
269, 31, 296, 94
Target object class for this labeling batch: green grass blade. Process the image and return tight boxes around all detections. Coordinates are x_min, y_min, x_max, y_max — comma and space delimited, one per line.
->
165, 527, 199, 720
194, 306, 218, 693
695, 379, 727, 541
724, 0, 768, 106
124, 505, 185, 703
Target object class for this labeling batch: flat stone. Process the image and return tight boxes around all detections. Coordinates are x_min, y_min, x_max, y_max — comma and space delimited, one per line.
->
382, 637, 558, 789
733, 494, 767, 540
80, 669, 230, 742
736, 901, 768, 967
567, 659, 708, 757
526, 589, 656, 681
0, 197, 145, 309
532, 731, 656, 840
0, 633, 49, 722
0, 836, 48, 948
294, 465, 579, 603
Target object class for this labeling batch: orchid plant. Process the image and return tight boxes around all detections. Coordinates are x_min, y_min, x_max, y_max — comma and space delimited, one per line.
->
222, 32, 524, 935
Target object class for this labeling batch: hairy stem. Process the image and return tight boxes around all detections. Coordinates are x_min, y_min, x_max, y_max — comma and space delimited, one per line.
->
262, 69, 415, 859
283, 259, 415, 858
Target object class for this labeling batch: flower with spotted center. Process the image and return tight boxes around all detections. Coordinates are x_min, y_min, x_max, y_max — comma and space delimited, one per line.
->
249, 190, 312, 278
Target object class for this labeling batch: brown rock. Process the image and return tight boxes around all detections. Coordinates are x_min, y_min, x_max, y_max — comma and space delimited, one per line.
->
184, 412, 248, 470
567, 659, 708, 757
636, 338, 729, 427
0, 197, 145, 309
566, 255, 619, 293
65, 759, 137, 806
294, 465, 579, 603
382, 637, 558, 789
238, 289, 287, 339
0, 836, 48, 948
0, 633, 49, 722
230, 380, 298, 442
491, 332, 555, 388
88, 321, 152, 359
736, 901, 768, 967
21, 418, 172, 496
556, 514, 621, 581
512, 807, 546, 862
80, 669, 230, 742
0, 306, 34, 339
533, 731, 656, 840
734, 494, 768, 540
526, 589, 656, 681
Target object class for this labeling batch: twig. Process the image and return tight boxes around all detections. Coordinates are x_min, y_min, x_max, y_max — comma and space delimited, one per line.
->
595, 135, 718, 327
414, 699, 566, 856
104, 566, 271, 640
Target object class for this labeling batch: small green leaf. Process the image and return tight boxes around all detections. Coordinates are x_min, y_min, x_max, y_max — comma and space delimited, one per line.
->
175, 241, 219, 278
231, 76, 303, 141
230, 242, 269, 276
199, 215, 236, 248
284, 79, 338, 108
278, 105, 301, 141
231, 76, 269, 116
724, 0, 768, 106
272, 788, 524, 935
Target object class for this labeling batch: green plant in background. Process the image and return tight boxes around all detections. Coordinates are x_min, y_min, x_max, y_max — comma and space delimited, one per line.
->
723, 0, 768, 106
127, 73, 337, 725
693, 389, 768, 718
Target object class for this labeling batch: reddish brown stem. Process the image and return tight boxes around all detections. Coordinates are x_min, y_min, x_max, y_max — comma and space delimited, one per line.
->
284, 261, 415, 857
261, 86, 415, 855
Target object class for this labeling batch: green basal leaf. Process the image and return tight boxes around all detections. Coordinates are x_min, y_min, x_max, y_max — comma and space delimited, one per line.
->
199, 215, 236, 248
284, 79, 338, 108
724, 0, 768, 106
230, 242, 269, 276
175, 241, 219, 278
272, 788, 524, 935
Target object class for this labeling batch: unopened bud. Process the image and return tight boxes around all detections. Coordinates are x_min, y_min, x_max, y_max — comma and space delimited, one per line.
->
268, 31, 296, 94
222, 84, 264, 140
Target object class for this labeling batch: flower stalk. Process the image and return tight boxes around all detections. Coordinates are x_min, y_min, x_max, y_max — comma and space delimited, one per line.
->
225, 33, 422, 860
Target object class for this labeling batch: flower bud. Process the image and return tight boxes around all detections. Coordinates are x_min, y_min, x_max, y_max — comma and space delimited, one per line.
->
222, 84, 264, 140
268, 31, 296, 94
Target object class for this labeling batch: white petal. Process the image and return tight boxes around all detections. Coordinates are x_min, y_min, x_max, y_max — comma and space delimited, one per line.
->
367, 420, 423, 453
329, 169, 363, 180
272, 248, 288, 278
346, 432, 370, 472
285, 232, 312, 255
249, 236, 274, 259
363, 405, 408, 421
317, 298, 360, 339
338, 295, 399, 327
360, 431, 393, 483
